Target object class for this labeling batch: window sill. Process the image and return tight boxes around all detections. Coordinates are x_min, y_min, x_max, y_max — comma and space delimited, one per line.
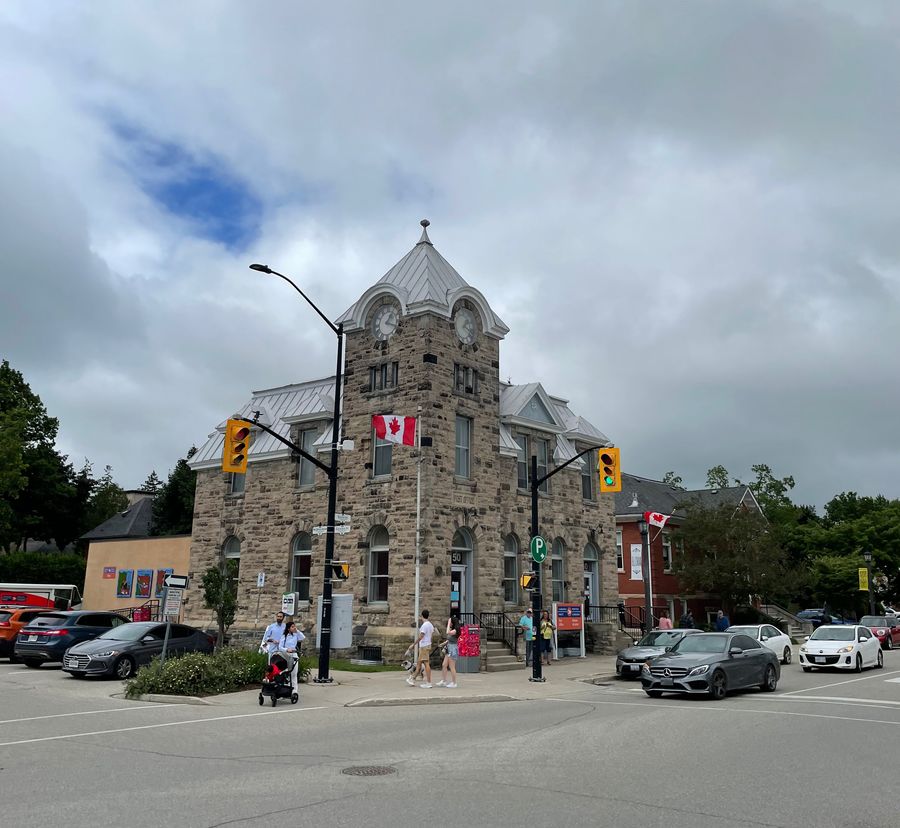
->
364, 602, 390, 613
293, 484, 317, 494
365, 387, 399, 397
453, 477, 476, 489
368, 475, 393, 485
582, 498, 597, 506
516, 488, 550, 497
225, 493, 245, 500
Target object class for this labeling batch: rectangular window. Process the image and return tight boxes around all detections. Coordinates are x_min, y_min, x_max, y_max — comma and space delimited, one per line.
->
373, 432, 392, 477
453, 363, 480, 395
503, 553, 518, 604
535, 437, 549, 494
616, 529, 624, 572
292, 553, 311, 601
581, 449, 595, 500
369, 361, 399, 391
515, 435, 528, 490
662, 532, 673, 572
551, 557, 565, 602
368, 549, 389, 602
455, 416, 471, 478
298, 428, 317, 486
230, 472, 245, 495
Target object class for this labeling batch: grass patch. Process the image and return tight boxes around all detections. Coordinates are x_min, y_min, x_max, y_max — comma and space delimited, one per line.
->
328, 658, 403, 673
124, 648, 314, 698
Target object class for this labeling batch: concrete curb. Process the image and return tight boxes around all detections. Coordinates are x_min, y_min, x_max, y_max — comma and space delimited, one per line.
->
346, 694, 516, 708
127, 693, 212, 705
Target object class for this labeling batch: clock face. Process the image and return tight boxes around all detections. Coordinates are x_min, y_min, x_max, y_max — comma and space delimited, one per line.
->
371, 305, 399, 340
454, 308, 477, 345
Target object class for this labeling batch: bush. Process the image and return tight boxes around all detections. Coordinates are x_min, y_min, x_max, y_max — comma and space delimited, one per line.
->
124, 648, 312, 698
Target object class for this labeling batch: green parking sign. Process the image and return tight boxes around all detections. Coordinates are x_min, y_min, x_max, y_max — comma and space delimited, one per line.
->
530, 536, 548, 563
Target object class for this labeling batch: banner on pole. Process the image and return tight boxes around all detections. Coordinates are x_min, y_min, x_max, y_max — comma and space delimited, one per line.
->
630, 544, 643, 580
858, 568, 869, 591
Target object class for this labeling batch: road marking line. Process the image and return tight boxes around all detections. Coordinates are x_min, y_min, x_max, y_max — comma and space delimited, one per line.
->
0, 704, 176, 725
779, 668, 900, 695
0, 706, 327, 748
768, 695, 900, 707
885, 677, 900, 684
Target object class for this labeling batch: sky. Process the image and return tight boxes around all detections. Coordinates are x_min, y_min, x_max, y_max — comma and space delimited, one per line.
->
2, 1, 899, 510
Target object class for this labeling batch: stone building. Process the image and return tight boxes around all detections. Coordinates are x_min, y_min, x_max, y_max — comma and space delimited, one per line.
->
183, 221, 618, 659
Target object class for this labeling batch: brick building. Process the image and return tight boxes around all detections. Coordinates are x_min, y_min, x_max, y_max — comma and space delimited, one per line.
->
182, 221, 618, 658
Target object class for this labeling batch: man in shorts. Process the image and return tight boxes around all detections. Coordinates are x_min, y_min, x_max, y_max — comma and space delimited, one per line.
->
414, 609, 435, 688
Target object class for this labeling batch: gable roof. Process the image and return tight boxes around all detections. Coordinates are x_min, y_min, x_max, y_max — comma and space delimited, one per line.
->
82, 496, 155, 541
615, 473, 761, 521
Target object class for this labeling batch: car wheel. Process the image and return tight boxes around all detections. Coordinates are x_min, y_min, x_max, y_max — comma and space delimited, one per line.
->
877, 650, 884, 669
855, 654, 862, 673
802, 665, 812, 673
709, 670, 727, 700
645, 690, 663, 698
22, 659, 42, 669
760, 664, 777, 692
113, 656, 136, 680
782, 647, 791, 665
886, 637, 893, 650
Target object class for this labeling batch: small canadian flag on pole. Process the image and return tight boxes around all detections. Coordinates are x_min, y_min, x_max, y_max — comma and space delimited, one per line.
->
644, 511, 670, 529
372, 414, 417, 446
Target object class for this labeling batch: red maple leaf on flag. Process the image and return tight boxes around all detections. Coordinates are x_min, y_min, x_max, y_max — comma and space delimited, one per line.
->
389, 417, 401, 435
652, 513, 664, 522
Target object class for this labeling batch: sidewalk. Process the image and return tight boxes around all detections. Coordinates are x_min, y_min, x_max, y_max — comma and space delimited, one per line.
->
191, 654, 620, 709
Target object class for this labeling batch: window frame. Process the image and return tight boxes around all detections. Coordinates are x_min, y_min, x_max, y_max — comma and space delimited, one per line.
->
551, 538, 566, 602
455, 415, 472, 478
367, 527, 390, 604
662, 531, 673, 573
372, 431, 392, 478
503, 535, 519, 605
291, 533, 312, 602
229, 472, 245, 495
581, 449, 595, 501
297, 428, 318, 487
616, 528, 624, 572
369, 361, 399, 392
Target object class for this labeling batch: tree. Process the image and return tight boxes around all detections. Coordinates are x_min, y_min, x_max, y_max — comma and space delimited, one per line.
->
674, 502, 798, 612
141, 471, 162, 494
661, 471, 684, 489
201, 560, 238, 647
0, 551, 86, 591
85, 465, 129, 532
737, 463, 796, 519
705, 465, 731, 489
151, 449, 197, 536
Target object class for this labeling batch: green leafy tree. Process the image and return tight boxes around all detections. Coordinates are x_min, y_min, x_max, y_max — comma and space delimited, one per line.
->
737, 463, 796, 519
661, 471, 684, 489
0, 551, 86, 591
201, 560, 239, 647
151, 449, 197, 536
705, 465, 731, 489
84, 465, 129, 531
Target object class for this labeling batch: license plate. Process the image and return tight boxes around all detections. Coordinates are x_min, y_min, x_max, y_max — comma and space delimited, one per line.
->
27, 635, 37, 642
628, 664, 639, 672
815, 657, 825, 663
661, 678, 674, 687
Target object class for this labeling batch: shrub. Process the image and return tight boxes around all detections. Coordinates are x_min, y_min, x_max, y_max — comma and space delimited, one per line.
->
124, 648, 312, 698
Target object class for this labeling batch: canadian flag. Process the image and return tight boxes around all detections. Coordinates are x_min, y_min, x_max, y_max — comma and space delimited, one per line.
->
372, 414, 417, 446
644, 511, 670, 529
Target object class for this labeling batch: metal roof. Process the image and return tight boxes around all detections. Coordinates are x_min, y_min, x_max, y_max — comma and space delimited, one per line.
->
614, 473, 761, 520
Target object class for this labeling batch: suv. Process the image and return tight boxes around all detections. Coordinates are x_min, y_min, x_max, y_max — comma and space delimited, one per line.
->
0, 606, 54, 660
15, 611, 130, 667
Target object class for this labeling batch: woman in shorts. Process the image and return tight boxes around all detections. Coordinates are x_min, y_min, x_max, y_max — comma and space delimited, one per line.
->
437, 613, 460, 688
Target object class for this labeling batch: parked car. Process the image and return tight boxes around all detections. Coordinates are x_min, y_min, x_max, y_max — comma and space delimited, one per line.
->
62, 621, 215, 679
799, 624, 883, 672
797, 609, 852, 627
14, 611, 130, 667
726, 624, 793, 665
0, 606, 55, 661
641, 632, 781, 700
858, 616, 900, 650
616, 629, 704, 678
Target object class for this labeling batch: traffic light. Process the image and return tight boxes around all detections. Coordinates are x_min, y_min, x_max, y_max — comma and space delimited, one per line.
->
331, 562, 349, 581
520, 572, 538, 591
222, 419, 251, 474
598, 447, 622, 493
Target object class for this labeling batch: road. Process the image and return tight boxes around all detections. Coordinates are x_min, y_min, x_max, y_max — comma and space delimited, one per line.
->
2, 652, 900, 827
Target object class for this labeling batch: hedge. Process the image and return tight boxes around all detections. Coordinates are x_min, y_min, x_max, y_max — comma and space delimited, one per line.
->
124, 648, 312, 698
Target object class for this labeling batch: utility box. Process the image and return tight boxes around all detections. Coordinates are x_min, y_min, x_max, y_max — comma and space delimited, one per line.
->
457, 624, 481, 673
316, 593, 353, 649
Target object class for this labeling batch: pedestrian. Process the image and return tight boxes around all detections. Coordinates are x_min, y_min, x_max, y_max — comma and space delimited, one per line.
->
617, 601, 627, 628
680, 609, 694, 629
539, 609, 555, 665
437, 614, 460, 688
260, 611, 286, 656
414, 609, 435, 688
518, 608, 534, 666
658, 609, 673, 630
280, 620, 305, 687
715, 609, 730, 632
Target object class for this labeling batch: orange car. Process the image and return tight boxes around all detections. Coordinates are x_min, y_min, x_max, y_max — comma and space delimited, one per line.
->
0, 606, 54, 660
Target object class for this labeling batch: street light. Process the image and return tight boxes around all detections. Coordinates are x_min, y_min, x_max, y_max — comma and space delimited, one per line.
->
250, 263, 344, 684
637, 517, 653, 634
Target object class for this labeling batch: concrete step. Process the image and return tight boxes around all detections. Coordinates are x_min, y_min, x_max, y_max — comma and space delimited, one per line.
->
486, 661, 525, 672
484, 642, 513, 653
486, 655, 520, 668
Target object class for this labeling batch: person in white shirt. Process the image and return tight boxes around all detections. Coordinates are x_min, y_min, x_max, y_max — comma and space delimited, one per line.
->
280, 621, 305, 687
261, 612, 286, 656
412, 609, 435, 688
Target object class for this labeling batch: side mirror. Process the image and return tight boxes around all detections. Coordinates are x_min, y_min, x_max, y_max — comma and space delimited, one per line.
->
803, 636, 810, 642
761, 636, 769, 641
729, 647, 743, 656
141, 635, 155, 644
664, 646, 672, 652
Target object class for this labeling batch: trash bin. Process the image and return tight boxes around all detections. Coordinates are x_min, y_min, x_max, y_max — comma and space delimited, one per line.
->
457, 624, 481, 673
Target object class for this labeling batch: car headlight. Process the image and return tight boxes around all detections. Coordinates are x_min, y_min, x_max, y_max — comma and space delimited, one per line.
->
877, 630, 886, 636
837, 645, 854, 653
91, 650, 118, 658
688, 665, 710, 676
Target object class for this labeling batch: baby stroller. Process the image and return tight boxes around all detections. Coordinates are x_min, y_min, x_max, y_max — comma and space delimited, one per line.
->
259, 649, 299, 707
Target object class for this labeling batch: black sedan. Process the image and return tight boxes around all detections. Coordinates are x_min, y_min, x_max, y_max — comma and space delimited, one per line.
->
641, 632, 781, 700
15, 611, 131, 667
62, 621, 215, 679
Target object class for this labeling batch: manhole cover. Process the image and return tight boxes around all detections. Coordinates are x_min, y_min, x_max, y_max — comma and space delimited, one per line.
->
341, 765, 397, 777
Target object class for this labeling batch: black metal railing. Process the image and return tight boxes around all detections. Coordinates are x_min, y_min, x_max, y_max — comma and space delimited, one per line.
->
479, 611, 521, 657
112, 599, 161, 622
458, 612, 478, 626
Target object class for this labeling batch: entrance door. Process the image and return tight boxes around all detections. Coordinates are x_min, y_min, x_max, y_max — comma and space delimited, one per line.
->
583, 566, 598, 621
450, 566, 467, 617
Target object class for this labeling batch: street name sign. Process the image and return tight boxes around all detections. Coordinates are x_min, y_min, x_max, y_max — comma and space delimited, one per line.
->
530, 536, 548, 563
334, 513, 352, 524
312, 525, 351, 535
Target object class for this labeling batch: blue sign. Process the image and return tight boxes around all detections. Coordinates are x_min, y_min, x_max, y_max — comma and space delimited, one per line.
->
557, 605, 582, 618
450, 591, 460, 601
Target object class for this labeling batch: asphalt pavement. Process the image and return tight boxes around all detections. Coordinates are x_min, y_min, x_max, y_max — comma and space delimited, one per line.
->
2, 647, 900, 827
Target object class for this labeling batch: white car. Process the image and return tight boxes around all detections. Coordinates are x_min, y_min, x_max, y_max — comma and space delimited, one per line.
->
727, 624, 793, 665
799, 624, 883, 672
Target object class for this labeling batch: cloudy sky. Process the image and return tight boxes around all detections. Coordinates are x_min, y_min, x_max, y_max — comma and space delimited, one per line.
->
2, 1, 898, 509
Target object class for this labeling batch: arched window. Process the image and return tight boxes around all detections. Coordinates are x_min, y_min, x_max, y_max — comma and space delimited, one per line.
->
223, 536, 241, 587
291, 533, 312, 601
503, 535, 519, 604
551, 538, 566, 602
368, 526, 390, 603
583, 542, 600, 620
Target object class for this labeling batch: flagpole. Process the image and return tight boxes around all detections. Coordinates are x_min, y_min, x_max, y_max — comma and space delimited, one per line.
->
414, 405, 422, 638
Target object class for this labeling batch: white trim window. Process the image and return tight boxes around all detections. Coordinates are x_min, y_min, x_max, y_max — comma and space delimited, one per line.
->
616, 529, 624, 572
291, 533, 312, 601
515, 435, 528, 490
372, 432, 392, 477
368, 526, 390, 602
662, 532, 673, 572
455, 416, 472, 478
515, 434, 549, 493
503, 535, 518, 604
535, 438, 550, 494
551, 537, 566, 602
297, 428, 318, 487
230, 472, 245, 495
223, 536, 241, 587
581, 450, 595, 501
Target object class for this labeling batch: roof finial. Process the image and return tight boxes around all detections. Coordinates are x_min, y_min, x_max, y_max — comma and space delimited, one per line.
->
418, 218, 432, 246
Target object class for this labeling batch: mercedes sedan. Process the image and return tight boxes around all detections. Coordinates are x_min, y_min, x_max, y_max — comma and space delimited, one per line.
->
616, 629, 704, 678
641, 632, 781, 700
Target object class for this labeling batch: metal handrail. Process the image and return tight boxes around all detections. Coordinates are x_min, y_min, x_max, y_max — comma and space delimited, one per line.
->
111, 599, 161, 622
479, 611, 520, 656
